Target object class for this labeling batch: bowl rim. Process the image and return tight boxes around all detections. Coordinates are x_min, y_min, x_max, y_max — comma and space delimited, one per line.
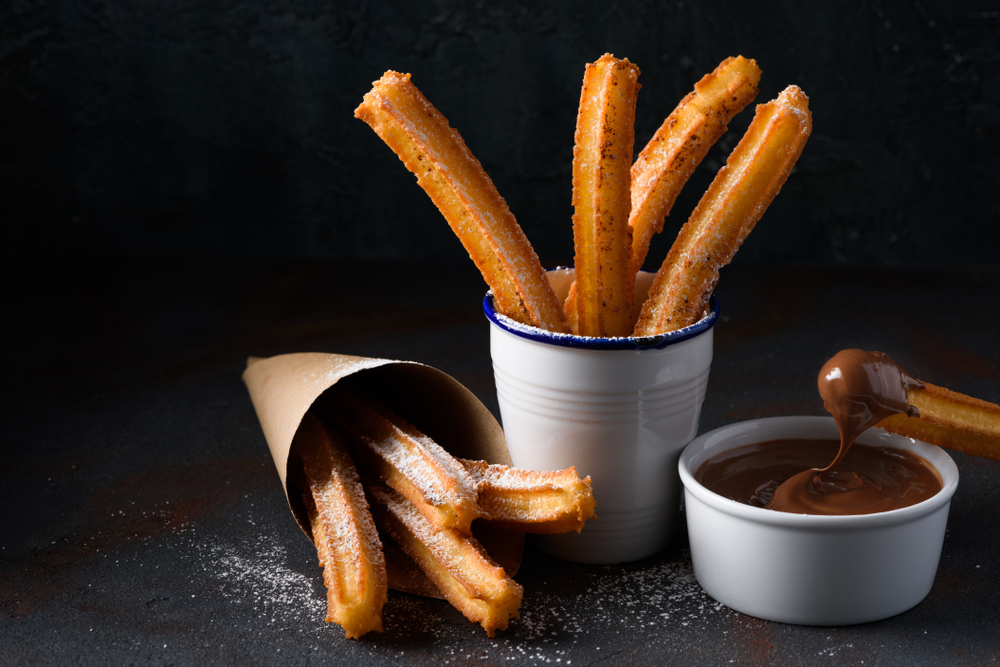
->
483, 293, 718, 351
679, 415, 960, 529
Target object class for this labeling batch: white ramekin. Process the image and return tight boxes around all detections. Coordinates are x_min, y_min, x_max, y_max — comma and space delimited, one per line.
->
484, 269, 717, 564
679, 416, 959, 625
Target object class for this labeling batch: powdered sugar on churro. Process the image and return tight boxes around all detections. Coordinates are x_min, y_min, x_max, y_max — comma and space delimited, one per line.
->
463, 459, 560, 492
492, 304, 712, 343
327, 389, 479, 511
365, 424, 477, 507
374, 488, 468, 575
493, 307, 634, 342
408, 433, 479, 499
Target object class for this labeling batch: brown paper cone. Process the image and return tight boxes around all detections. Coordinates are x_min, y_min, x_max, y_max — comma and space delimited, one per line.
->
242, 352, 522, 597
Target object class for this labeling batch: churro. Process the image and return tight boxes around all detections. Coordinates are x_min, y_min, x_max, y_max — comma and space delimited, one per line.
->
369, 485, 523, 637
355, 71, 569, 334
321, 387, 483, 534
879, 382, 1000, 460
818, 349, 1000, 462
629, 56, 761, 276
461, 459, 596, 534
634, 85, 812, 336
564, 56, 761, 330
296, 412, 387, 638
570, 54, 641, 337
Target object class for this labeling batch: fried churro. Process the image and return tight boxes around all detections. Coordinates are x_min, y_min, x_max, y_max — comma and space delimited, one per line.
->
296, 412, 387, 638
879, 383, 1000, 460
369, 485, 523, 637
570, 54, 641, 337
322, 387, 483, 535
355, 71, 569, 334
634, 85, 812, 336
564, 56, 761, 330
461, 460, 596, 534
818, 349, 1000, 461
629, 56, 761, 276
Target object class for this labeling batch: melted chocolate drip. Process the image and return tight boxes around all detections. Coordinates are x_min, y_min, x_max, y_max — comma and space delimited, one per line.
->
696, 350, 941, 515
816, 349, 923, 470
765, 350, 926, 514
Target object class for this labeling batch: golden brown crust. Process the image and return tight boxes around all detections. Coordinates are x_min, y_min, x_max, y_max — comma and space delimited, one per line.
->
571, 54, 641, 337
461, 460, 597, 534
563, 280, 580, 334
633, 85, 812, 336
369, 486, 523, 636
297, 412, 387, 638
877, 382, 1000, 460
322, 388, 483, 534
629, 56, 761, 276
355, 71, 569, 333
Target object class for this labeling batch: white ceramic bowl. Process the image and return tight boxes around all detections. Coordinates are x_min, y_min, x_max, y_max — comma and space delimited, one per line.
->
679, 416, 959, 625
485, 269, 717, 564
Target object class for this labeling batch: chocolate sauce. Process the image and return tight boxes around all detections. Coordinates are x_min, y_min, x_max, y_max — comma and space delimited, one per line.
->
696, 438, 942, 515
816, 349, 924, 470
697, 349, 942, 515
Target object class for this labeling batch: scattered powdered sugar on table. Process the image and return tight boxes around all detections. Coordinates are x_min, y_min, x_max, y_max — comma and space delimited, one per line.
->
197, 536, 326, 627
518, 551, 730, 641
168, 518, 326, 632
165, 506, 729, 662
366, 550, 734, 664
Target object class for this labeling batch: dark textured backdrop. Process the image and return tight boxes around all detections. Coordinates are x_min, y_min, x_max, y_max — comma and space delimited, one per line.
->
3, 0, 998, 266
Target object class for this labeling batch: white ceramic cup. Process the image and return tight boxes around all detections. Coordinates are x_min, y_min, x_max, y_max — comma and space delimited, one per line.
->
484, 269, 717, 564
679, 416, 959, 625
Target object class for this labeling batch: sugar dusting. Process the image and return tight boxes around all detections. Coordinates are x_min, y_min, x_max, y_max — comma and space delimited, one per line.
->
194, 532, 327, 629
516, 552, 730, 644
493, 302, 711, 342
371, 548, 735, 664
165, 504, 728, 662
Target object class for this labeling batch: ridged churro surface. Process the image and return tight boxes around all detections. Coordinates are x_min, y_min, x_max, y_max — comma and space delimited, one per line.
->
571, 54, 641, 337
878, 382, 1000, 460
370, 486, 523, 636
324, 388, 482, 534
297, 412, 387, 638
634, 85, 812, 336
461, 460, 596, 533
629, 56, 761, 276
355, 71, 568, 333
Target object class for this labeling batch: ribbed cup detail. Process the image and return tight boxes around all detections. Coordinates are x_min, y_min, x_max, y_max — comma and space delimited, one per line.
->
494, 365, 710, 423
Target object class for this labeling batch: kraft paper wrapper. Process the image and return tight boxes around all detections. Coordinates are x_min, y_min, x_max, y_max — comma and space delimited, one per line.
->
242, 352, 522, 598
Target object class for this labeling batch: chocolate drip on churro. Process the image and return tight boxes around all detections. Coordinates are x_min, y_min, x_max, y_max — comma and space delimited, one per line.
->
766, 349, 926, 514
817, 349, 924, 469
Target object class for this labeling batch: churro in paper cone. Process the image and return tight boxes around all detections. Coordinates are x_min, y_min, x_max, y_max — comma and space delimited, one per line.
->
242, 352, 522, 597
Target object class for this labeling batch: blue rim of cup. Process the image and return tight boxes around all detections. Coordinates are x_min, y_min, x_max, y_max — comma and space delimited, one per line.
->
483, 292, 719, 350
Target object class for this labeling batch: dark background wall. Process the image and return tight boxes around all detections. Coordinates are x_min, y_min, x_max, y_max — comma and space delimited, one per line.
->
3, 0, 998, 267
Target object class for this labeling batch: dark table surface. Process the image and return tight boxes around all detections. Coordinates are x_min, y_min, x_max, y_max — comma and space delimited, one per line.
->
3, 258, 999, 666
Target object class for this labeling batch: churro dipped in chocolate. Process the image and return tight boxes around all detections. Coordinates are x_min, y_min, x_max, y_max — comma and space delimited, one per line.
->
817, 349, 923, 468
355, 71, 569, 333
815, 348, 1000, 460
766, 348, 1000, 513
296, 412, 387, 638
633, 85, 812, 336
461, 460, 596, 534
369, 486, 523, 637
322, 387, 483, 534
570, 54, 641, 337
